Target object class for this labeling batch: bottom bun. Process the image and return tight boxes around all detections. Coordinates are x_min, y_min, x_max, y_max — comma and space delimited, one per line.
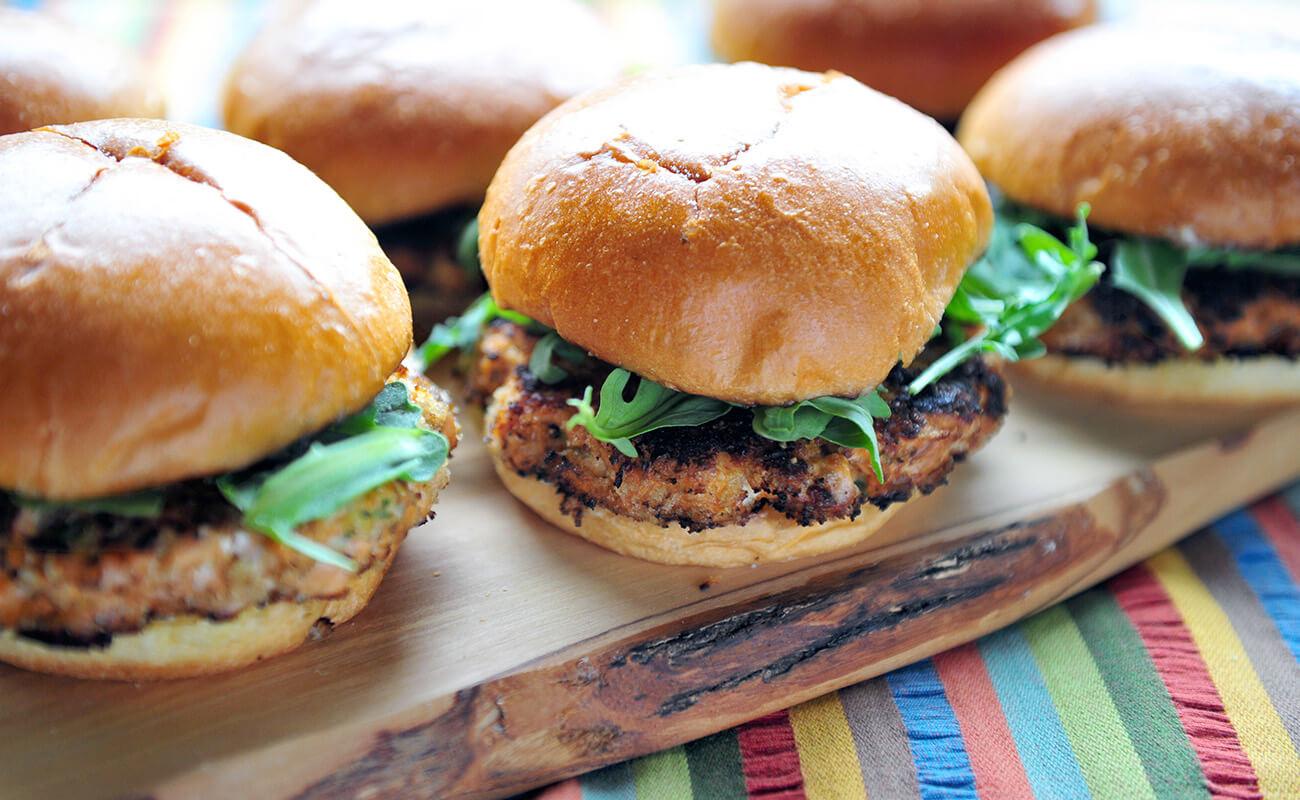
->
0, 540, 400, 681
493, 458, 901, 567
1013, 354, 1300, 410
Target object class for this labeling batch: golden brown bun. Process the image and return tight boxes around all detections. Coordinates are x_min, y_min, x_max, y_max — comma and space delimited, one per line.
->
0, 119, 412, 500
222, 0, 622, 225
0, 9, 164, 135
493, 458, 900, 567
710, 0, 1096, 120
481, 63, 992, 406
1012, 354, 1300, 411
960, 24, 1300, 249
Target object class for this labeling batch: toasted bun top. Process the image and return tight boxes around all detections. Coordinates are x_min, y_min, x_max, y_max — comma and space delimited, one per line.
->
0, 9, 164, 135
711, 0, 1096, 119
481, 63, 991, 405
222, 0, 622, 225
0, 119, 412, 500
960, 24, 1300, 249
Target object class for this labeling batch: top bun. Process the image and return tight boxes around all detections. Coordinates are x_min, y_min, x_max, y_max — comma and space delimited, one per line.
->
0, 9, 164, 135
0, 119, 411, 500
710, 0, 1096, 120
222, 0, 623, 226
480, 63, 991, 406
960, 24, 1300, 249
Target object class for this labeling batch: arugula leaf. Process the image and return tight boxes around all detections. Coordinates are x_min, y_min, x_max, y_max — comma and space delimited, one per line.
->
11, 489, 165, 518
528, 331, 589, 384
415, 292, 531, 371
1111, 239, 1204, 350
455, 217, 481, 276
330, 381, 423, 437
218, 427, 448, 572
565, 369, 732, 457
908, 204, 1103, 394
752, 392, 891, 482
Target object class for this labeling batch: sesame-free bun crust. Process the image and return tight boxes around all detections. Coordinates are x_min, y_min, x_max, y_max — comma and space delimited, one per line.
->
0, 119, 412, 500
493, 458, 900, 567
481, 63, 992, 405
0, 9, 164, 135
960, 24, 1300, 249
711, 0, 1096, 120
222, 0, 622, 225
1012, 354, 1300, 411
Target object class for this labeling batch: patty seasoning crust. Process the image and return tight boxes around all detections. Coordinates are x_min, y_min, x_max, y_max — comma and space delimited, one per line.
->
1028, 221, 1300, 364
0, 369, 458, 646
476, 321, 1007, 532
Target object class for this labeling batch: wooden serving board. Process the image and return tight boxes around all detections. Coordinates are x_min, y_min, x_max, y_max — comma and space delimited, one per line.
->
1, 381, 1297, 800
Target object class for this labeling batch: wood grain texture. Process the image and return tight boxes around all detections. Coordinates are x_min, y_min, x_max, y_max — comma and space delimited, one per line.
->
151, 406, 1300, 800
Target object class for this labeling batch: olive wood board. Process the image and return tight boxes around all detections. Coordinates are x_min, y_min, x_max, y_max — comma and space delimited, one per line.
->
1, 383, 1297, 800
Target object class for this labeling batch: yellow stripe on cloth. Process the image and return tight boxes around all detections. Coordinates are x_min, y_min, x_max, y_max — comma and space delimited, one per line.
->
631, 745, 691, 800
789, 693, 868, 800
1149, 549, 1300, 799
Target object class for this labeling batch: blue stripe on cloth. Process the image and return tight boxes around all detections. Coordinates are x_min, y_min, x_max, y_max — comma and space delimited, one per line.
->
580, 759, 636, 800
8, 0, 41, 9
1214, 509, 1300, 662
979, 626, 1091, 800
886, 659, 978, 800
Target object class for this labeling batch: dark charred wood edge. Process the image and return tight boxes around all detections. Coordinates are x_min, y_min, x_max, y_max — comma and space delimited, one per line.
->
283, 473, 1178, 800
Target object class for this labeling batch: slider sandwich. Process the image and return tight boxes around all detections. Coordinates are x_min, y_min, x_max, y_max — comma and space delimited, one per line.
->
0, 7, 164, 134
960, 25, 1300, 407
0, 119, 457, 679
710, 0, 1096, 125
223, 0, 622, 336
432, 63, 1101, 566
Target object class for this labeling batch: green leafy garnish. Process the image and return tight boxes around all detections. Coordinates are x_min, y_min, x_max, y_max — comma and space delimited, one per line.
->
12, 489, 165, 518
990, 198, 1299, 352
908, 204, 1104, 394
1111, 240, 1204, 350
751, 392, 891, 482
565, 369, 893, 480
415, 292, 530, 371
331, 381, 424, 436
565, 369, 732, 457
529, 331, 589, 384
218, 427, 448, 572
455, 218, 480, 276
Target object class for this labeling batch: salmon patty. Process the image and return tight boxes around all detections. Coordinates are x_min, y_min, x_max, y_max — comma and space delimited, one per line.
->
0, 369, 458, 645
475, 322, 1007, 532
1043, 267, 1300, 364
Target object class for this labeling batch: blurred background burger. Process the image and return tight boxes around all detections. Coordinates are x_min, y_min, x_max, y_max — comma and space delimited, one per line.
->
222, 0, 624, 336
959, 24, 1300, 407
0, 6, 164, 134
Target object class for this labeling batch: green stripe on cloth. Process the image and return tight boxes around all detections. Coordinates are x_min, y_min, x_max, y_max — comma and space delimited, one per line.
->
1023, 606, 1157, 800
1067, 589, 1208, 799
632, 746, 692, 800
685, 731, 747, 799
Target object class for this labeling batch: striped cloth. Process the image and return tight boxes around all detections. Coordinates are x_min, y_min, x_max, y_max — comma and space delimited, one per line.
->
544, 487, 1300, 799
9, 1, 1298, 797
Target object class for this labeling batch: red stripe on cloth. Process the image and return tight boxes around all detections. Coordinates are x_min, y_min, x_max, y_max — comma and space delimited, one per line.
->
1110, 565, 1263, 799
1251, 496, 1300, 585
933, 643, 1035, 799
534, 778, 581, 800
736, 710, 806, 799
